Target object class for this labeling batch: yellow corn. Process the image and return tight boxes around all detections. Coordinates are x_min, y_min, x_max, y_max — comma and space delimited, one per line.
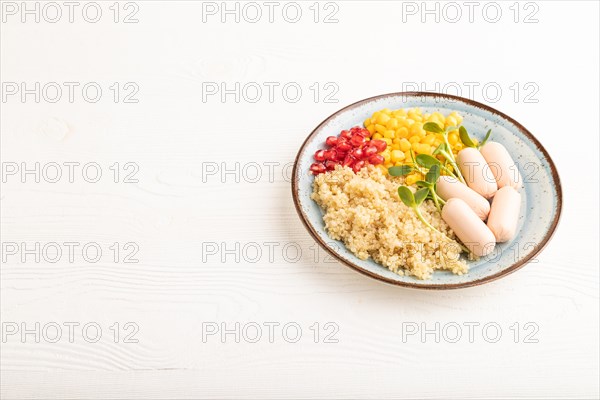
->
372, 132, 383, 140
364, 118, 372, 127
383, 130, 395, 139
397, 138, 410, 152
409, 135, 421, 144
396, 127, 409, 138
374, 124, 386, 134
422, 134, 435, 145
367, 125, 376, 134
382, 138, 393, 145
377, 113, 391, 125
448, 132, 459, 145
391, 143, 401, 151
405, 173, 421, 186
391, 150, 405, 163
382, 151, 391, 163
386, 118, 399, 130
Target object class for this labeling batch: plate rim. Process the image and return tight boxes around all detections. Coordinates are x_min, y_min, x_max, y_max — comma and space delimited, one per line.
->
291, 91, 563, 290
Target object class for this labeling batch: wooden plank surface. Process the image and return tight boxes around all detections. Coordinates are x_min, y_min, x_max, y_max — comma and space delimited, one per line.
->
1, 1, 598, 398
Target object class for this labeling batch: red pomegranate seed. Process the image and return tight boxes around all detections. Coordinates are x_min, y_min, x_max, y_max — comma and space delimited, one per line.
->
342, 154, 356, 167
370, 140, 387, 152
352, 160, 366, 173
336, 141, 352, 152
368, 154, 385, 165
340, 130, 352, 140
364, 145, 378, 157
310, 162, 326, 175
325, 136, 338, 147
355, 128, 370, 137
314, 149, 327, 162
325, 160, 338, 171
335, 150, 347, 161
351, 147, 364, 159
323, 150, 337, 161
350, 134, 366, 147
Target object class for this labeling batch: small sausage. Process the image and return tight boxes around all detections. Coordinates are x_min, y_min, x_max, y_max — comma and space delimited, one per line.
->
436, 175, 490, 220
457, 148, 498, 199
441, 198, 496, 257
479, 142, 522, 189
487, 186, 521, 242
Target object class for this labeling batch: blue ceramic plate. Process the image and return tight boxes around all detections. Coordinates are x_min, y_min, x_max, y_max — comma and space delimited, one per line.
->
292, 92, 562, 289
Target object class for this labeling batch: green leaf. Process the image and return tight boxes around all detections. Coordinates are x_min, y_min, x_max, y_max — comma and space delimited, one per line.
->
415, 154, 440, 169
479, 129, 492, 147
415, 180, 430, 188
414, 188, 429, 206
459, 126, 476, 148
426, 164, 440, 184
423, 122, 444, 134
388, 165, 413, 176
397, 186, 416, 207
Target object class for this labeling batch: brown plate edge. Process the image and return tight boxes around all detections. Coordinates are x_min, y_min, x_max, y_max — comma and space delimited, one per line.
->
291, 91, 563, 290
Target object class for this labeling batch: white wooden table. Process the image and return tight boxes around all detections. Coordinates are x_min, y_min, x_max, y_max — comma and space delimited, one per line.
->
1, 1, 598, 398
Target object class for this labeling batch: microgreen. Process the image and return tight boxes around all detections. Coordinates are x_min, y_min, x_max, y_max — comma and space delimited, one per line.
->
397, 185, 450, 239
480, 129, 492, 148
388, 165, 413, 176
459, 126, 477, 148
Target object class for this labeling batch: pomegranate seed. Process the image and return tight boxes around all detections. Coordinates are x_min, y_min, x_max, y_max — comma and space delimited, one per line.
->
350, 134, 366, 147
368, 154, 385, 165
325, 160, 338, 171
364, 145, 378, 157
310, 162, 326, 175
342, 154, 356, 167
336, 141, 352, 152
335, 150, 347, 161
314, 149, 327, 162
371, 140, 387, 152
355, 128, 370, 137
325, 136, 338, 147
352, 160, 366, 173
351, 147, 364, 159
340, 130, 352, 140
324, 150, 337, 161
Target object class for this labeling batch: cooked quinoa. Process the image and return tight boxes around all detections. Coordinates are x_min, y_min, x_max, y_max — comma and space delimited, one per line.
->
311, 165, 468, 280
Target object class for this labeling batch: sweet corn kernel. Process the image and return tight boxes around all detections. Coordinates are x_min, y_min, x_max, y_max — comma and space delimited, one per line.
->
422, 134, 435, 145
377, 113, 391, 125
372, 111, 381, 121
383, 130, 395, 139
372, 132, 383, 140
445, 115, 458, 127
377, 164, 388, 174
382, 138, 392, 145
409, 135, 421, 144
391, 150, 405, 163
399, 138, 411, 152
364, 118, 372, 127
420, 144, 433, 155
367, 125, 376, 134
382, 151, 391, 163
375, 124, 387, 134
448, 132, 459, 145
404, 150, 412, 160
396, 108, 407, 116
396, 127, 409, 138
386, 118, 399, 130
381, 108, 392, 115
384, 162, 393, 169
392, 138, 401, 144
405, 173, 421, 186
391, 143, 401, 150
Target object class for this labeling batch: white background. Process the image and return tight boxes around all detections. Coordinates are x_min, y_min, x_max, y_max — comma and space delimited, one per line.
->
1, 1, 599, 399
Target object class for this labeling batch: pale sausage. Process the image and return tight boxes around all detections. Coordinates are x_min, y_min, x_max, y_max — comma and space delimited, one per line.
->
436, 175, 491, 220
479, 142, 522, 189
457, 148, 498, 199
441, 198, 496, 257
487, 186, 521, 242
